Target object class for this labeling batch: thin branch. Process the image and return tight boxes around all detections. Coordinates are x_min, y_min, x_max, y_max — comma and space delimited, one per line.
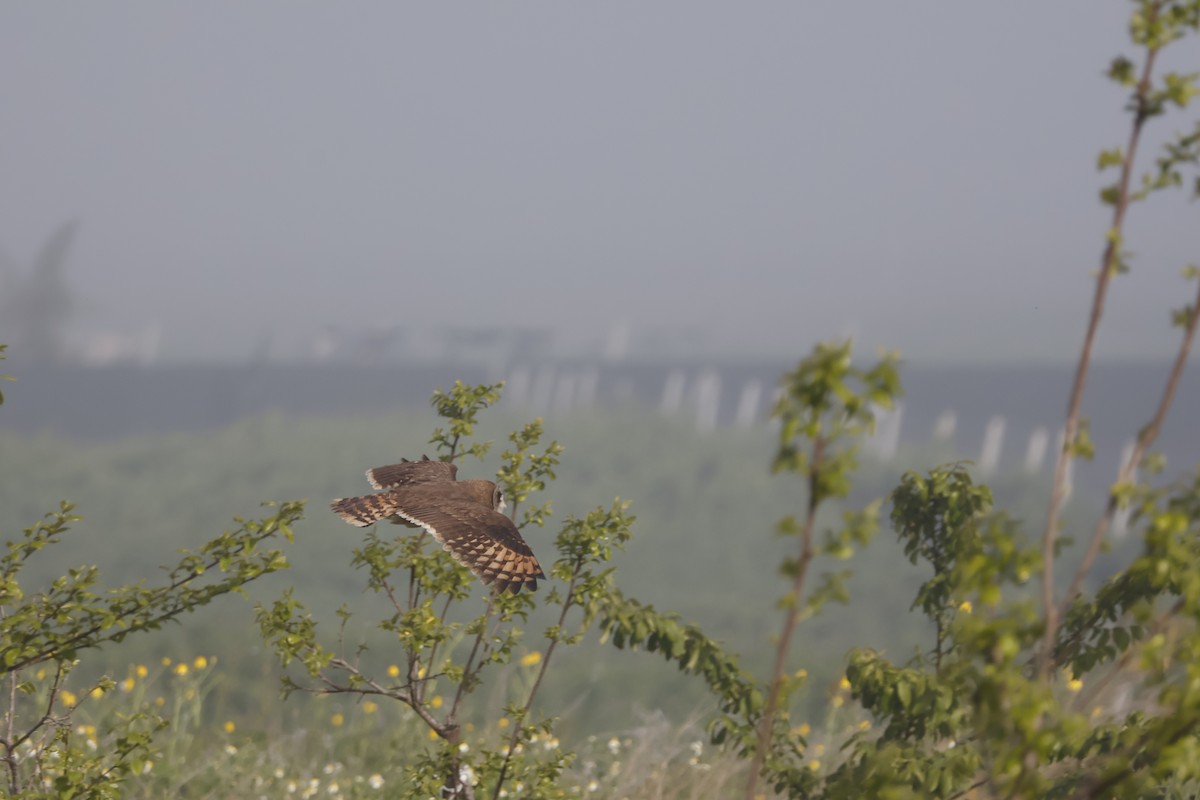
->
1058, 278, 1200, 628
449, 595, 497, 725
947, 777, 990, 800
1037, 23, 1163, 681
492, 566, 582, 800
319, 656, 455, 738
424, 592, 458, 690
1070, 597, 1183, 715
3, 531, 282, 675
3, 666, 17, 795
745, 437, 825, 800
1067, 714, 1200, 800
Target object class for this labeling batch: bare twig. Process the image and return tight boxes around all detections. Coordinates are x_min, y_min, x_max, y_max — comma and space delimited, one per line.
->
745, 437, 825, 800
1037, 19, 1163, 680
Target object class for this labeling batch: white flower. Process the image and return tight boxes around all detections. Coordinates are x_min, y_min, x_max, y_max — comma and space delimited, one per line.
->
543, 736, 560, 751
586, 780, 599, 792
225, 745, 238, 756
690, 740, 703, 757
368, 774, 384, 789
458, 742, 470, 754
326, 783, 339, 795
607, 737, 621, 755
275, 768, 285, 779
459, 765, 478, 787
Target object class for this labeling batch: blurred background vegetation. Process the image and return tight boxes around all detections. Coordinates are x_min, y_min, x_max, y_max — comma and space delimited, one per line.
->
0, 395, 1115, 741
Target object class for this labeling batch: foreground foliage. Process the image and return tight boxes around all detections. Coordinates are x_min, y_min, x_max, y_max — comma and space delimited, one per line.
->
1, 2, 1198, 798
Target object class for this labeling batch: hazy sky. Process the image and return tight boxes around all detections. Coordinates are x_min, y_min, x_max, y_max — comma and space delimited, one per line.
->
1, 3, 1196, 363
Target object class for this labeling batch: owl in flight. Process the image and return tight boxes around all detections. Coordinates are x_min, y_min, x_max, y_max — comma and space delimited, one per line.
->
330, 456, 546, 594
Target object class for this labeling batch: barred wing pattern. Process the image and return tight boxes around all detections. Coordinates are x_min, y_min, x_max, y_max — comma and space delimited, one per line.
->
366, 456, 458, 490
330, 459, 544, 594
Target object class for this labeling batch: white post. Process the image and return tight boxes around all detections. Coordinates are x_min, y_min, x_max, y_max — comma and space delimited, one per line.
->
1112, 440, 1137, 539
734, 380, 763, 428
873, 402, 904, 461
934, 411, 957, 441
531, 367, 556, 413
980, 416, 1006, 475
694, 369, 721, 433
552, 373, 576, 416
506, 366, 531, 407
660, 370, 687, 415
1024, 427, 1049, 472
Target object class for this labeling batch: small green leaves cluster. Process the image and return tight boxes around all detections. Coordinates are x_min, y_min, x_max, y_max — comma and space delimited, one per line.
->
1101, 1, 1200, 209
497, 418, 564, 530
430, 381, 504, 462
0, 493, 302, 797
257, 382, 644, 799
731, 341, 903, 798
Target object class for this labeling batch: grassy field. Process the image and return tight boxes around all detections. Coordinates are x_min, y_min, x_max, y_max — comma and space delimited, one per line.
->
0, 401, 1112, 796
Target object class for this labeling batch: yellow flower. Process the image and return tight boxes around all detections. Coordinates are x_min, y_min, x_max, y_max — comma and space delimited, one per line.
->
808, 759, 821, 772
362, 701, 378, 715
417, 665, 427, 679
161, 657, 172, 667
387, 664, 401, 679
120, 678, 136, 693
330, 713, 344, 728
35, 668, 46, 681
465, 723, 475, 733
858, 720, 871, 731
193, 656, 208, 670
429, 695, 443, 709
519, 652, 542, 667
793, 668, 808, 680
154, 696, 165, 707
958, 600, 973, 614
135, 664, 149, 679
427, 729, 439, 741
89, 686, 105, 699
1091, 706, 1103, 719
498, 717, 510, 729
1067, 677, 1083, 693
813, 743, 826, 757
174, 663, 189, 677
838, 676, 851, 691
831, 696, 844, 709
61, 690, 78, 708
793, 723, 811, 737
223, 721, 236, 734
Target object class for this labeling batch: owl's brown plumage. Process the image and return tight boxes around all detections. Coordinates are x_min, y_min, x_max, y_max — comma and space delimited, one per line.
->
330, 456, 545, 594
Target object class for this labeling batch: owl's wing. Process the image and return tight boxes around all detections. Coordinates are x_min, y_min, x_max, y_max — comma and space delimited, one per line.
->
391, 500, 545, 594
366, 456, 458, 490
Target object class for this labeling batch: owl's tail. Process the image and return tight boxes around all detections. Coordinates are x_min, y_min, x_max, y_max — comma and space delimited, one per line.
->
330, 494, 399, 527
